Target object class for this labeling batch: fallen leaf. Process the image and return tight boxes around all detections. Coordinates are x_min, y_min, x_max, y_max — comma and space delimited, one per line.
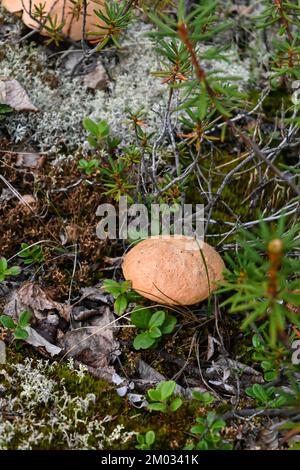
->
79, 362, 115, 383
59, 224, 80, 245
4, 282, 71, 322
79, 285, 111, 305
16, 153, 46, 169
138, 359, 192, 398
207, 334, 220, 360
259, 422, 279, 450
84, 61, 109, 90
72, 307, 100, 322
0, 77, 38, 112
34, 314, 59, 344
63, 307, 119, 369
26, 326, 62, 356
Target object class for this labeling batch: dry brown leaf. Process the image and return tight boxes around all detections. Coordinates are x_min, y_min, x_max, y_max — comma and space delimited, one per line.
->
286, 289, 300, 315
0, 77, 38, 112
59, 224, 80, 245
79, 286, 111, 305
4, 282, 71, 322
63, 307, 119, 370
16, 153, 46, 169
84, 62, 109, 91
103, 256, 122, 267
207, 335, 216, 360
258, 421, 279, 450
26, 326, 62, 357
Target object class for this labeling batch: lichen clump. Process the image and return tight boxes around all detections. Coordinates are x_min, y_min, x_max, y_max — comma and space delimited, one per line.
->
1, 22, 166, 152
0, 12, 250, 153
0, 356, 135, 450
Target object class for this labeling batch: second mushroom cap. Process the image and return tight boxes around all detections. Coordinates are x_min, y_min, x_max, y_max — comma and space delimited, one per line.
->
1, 0, 106, 41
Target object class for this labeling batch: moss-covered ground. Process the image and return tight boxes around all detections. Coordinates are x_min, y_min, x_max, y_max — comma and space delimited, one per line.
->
1, 346, 227, 450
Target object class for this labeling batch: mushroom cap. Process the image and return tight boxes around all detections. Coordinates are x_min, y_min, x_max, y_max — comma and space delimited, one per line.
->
2, 0, 106, 41
1, 0, 23, 13
122, 236, 225, 305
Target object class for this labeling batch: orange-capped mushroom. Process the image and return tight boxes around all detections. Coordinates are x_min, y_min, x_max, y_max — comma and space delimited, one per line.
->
1, 0, 23, 13
1, 0, 106, 42
122, 236, 225, 306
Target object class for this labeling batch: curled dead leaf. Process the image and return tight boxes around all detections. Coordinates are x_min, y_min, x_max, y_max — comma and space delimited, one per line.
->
26, 326, 62, 357
4, 281, 71, 322
63, 307, 119, 370
60, 224, 80, 245
0, 77, 38, 112
16, 153, 46, 169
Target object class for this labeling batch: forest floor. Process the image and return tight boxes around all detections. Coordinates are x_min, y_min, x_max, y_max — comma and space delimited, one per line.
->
0, 1, 300, 451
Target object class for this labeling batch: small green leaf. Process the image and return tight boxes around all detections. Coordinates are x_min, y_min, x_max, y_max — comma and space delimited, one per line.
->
191, 424, 205, 435
103, 279, 130, 298
252, 334, 261, 348
114, 295, 127, 315
211, 418, 226, 432
145, 430, 155, 446
131, 307, 152, 329
261, 361, 273, 370
83, 117, 99, 136
8, 266, 21, 276
0, 315, 16, 330
183, 444, 194, 450
272, 395, 286, 408
170, 397, 183, 412
160, 314, 177, 334
264, 370, 278, 382
147, 402, 167, 413
103, 279, 120, 288
148, 326, 162, 339
246, 384, 269, 403
19, 311, 31, 328
159, 380, 176, 401
192, 390, 215, 405
133, 332, 156, 350
0, 257, 8, 273
198, 440, 209, 450
87, 135, 98, 148
97, 120, 110, 137
147, 388, 161, 402
13, 327, 29, 340
149, 310, 165, 328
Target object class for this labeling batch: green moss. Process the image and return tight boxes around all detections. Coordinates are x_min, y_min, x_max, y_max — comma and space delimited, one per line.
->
0, 346, 208, 450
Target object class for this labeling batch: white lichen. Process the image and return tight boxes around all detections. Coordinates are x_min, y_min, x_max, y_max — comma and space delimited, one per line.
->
89, 22, 165, 140
1, 21, 164, 152
1, 17, 250, 153
0, 358, 135, 450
